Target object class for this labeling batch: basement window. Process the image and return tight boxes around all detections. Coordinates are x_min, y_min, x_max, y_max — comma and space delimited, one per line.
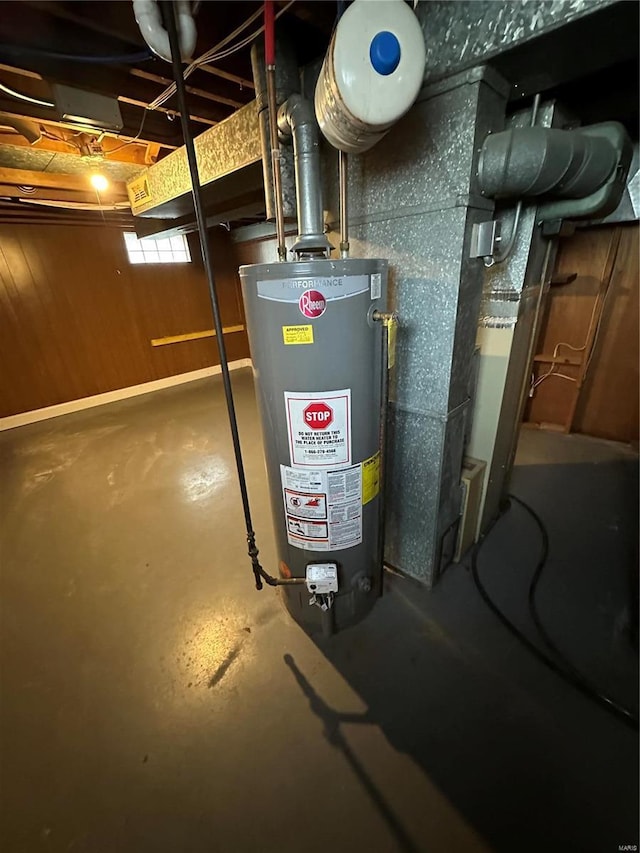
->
123, 232, 191, 264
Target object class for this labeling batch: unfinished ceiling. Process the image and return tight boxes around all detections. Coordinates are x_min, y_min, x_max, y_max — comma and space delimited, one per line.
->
0, 0, 334, 225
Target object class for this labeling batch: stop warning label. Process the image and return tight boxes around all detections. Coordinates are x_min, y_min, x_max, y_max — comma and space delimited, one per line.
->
284, 389, 351, 468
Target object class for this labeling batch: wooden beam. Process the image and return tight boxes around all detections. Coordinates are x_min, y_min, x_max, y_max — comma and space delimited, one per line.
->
533, 353, 583, 366
0, 129, 70, 154
0, 205, 134, 227
144, 142, 161, 166
151, 325, 245, 347
0, 62, 42, 80
0, 130, 151, 166
118, 96, 217, 127
283, 1, 336, 34
0, 101, 178, 150
197, 65, 255, 91
0, 184, 126, 204
18, 1, 256, 92
0, 166, 127, 196
0, 63, 221, 140
563, 227, 623, 433
130, 69, 244, 110
18, 0, 147, 50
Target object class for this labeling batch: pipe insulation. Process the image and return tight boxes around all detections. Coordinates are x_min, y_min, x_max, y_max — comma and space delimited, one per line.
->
478, 126, 619, 200
314, 0, 425, 153
278, 94, 330, 255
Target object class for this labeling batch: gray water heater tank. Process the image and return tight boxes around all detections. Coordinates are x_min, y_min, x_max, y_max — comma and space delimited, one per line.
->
240, 257, 388, 634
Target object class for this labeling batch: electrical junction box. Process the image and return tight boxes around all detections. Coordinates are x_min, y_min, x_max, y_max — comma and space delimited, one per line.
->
306, 563, 338, 594
52, 83, 123, 132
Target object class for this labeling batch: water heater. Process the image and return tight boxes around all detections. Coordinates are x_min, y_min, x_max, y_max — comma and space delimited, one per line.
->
238, 0, 423, 635
241, 258, 388, 634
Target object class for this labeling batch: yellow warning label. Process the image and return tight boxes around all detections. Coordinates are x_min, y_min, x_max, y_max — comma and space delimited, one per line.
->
282, 325, 314, 345
362, 451, 381, 505
127, 175, 151, 211
387, 317, 397, 369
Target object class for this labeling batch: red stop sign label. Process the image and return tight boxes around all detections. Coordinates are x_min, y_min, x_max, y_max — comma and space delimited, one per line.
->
303, 402, 333, 430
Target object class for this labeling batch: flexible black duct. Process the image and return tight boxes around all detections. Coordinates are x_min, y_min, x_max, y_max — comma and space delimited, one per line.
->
478, 126, 619, 200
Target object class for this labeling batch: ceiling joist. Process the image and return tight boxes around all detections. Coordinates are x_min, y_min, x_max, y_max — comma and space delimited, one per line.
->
0, 0, 336, 219
130, 69, 244, 110
0, 166, 127, 197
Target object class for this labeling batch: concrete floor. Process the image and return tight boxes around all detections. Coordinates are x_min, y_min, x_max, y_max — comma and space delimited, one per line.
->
1, 368, 637, 853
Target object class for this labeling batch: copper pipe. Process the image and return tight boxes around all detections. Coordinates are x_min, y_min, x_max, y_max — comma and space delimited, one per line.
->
339, 148, 349, 258
267, 67, 286, 261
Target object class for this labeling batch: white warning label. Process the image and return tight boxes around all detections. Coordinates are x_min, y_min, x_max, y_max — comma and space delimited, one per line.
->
281, 464, 362, 552
284, 389, 351, 468
286, 518, 328, 541
370, 272, 382, 300
327, 465, 361, 503
284, 490, 327, 520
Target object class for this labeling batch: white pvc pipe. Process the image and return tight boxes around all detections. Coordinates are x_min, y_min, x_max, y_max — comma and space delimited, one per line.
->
133, 0, 196, 62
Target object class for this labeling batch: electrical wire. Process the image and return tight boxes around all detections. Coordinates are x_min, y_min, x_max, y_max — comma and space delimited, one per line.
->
583, 282, 614, 377
0, 80, 54, 109
196, 5, 265, 64
148, 1, 295, 112
531, 365, 576, 391
529, 283, 605, 395
519, 494, 638, 727
41, 128, 80, 149
148, 5, 264, 109
471, 494, 639, 731
0, 44, 153, 64
105, 108, 149, 155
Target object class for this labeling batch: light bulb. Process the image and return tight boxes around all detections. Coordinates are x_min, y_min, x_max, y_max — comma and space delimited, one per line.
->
90, 174, 109, 192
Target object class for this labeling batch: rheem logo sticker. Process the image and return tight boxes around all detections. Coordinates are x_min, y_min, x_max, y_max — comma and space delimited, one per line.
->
303, 402, 333, 430
299, 289, 326, 319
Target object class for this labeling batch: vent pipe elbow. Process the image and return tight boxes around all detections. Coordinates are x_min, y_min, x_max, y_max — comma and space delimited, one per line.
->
278, 94, 331, 256
133, 0, 196, 62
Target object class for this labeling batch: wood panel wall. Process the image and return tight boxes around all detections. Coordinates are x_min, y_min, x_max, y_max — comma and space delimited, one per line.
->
524, 223, 638, 443
0, 224, 249, 417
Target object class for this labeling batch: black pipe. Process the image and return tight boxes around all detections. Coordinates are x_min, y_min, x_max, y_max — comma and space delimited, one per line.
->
472, 495, 638, 730
161, 1, 304, 591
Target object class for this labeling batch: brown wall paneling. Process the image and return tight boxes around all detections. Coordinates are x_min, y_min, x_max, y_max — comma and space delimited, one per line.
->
0, 224, 249, 417
524, 223, 639, 443
525, 227, 615, 430
573, 224, 639, 442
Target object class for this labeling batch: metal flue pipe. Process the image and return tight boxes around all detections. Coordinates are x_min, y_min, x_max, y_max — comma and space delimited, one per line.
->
278, 94, 331, 257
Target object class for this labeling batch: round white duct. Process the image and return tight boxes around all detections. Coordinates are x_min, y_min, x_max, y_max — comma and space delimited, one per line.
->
133, 0, 196, 63
315, 0, 426, 153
